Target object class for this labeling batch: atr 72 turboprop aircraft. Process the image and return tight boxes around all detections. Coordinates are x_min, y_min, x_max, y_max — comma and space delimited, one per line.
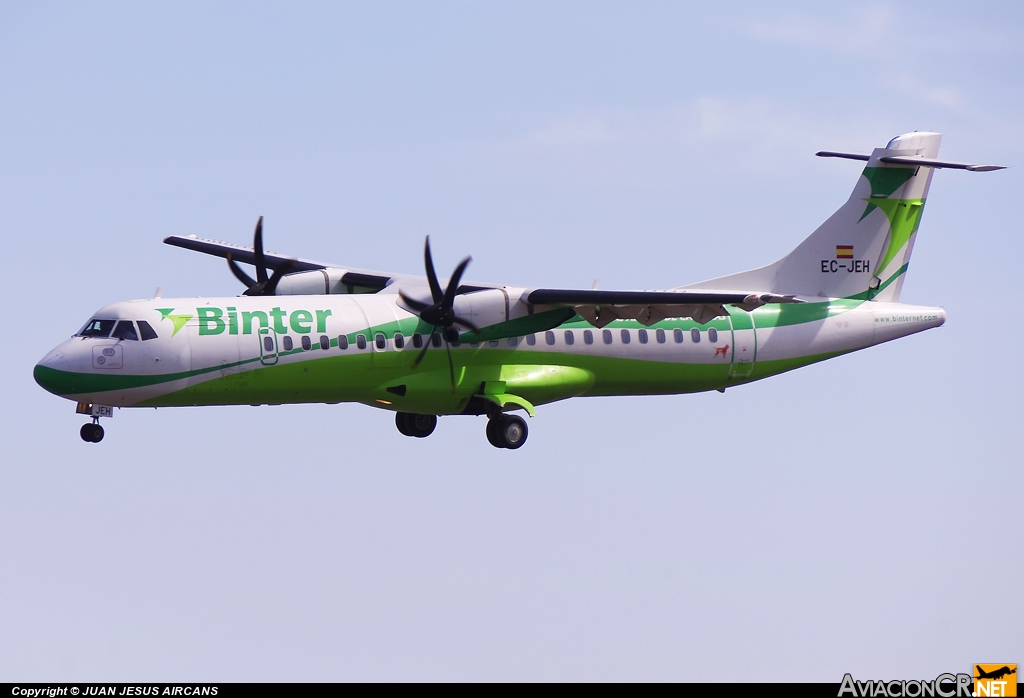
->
34, 132, 1004, 448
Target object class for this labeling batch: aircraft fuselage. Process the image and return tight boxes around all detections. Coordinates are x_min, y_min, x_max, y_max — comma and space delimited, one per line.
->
34, 293, 945, 416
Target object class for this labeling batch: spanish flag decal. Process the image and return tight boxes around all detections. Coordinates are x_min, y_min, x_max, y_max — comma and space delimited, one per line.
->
836, 245, 854, 259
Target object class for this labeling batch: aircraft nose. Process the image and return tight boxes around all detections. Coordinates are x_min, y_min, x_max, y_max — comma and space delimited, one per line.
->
34, 348, 69, 396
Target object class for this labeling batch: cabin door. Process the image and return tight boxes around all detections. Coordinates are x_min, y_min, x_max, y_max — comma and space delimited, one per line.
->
727, 307, 757, 379
258, 326, 279, 365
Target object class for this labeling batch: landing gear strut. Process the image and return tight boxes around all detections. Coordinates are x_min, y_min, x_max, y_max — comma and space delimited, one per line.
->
396, 412, 437, 438
76, 403, 111, 443
80, 420, 104, 443
486, 414, 528, 449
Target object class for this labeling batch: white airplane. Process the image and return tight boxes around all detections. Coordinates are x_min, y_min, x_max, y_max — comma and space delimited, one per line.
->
34, 132, 1003, 448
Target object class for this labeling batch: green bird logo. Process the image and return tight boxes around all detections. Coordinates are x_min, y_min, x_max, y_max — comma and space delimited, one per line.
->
156, 308, 192, 337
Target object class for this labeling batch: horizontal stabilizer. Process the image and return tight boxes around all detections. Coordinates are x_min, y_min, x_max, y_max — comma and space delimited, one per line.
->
816, 151, 871, 162
816, 151, 1005, 171
878, 155, 1006, 171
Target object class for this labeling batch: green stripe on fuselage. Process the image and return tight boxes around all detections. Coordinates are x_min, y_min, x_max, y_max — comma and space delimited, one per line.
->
35, 299, 862, 409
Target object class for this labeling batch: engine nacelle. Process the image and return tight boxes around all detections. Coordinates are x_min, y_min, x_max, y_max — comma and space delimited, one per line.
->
445, 287, 576, 341
276, 268, 352, 295
452, 289, 511, 332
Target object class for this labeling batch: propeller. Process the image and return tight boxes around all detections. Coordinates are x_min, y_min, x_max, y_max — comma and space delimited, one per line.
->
226, 217, 299, 296
399, 237, 482, 391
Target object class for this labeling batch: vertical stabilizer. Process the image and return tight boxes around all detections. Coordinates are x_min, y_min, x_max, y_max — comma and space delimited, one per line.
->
685, 132, 943, 301
865, 132, 942, 301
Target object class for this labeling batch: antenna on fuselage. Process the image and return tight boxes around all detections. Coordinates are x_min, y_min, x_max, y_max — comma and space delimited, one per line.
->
154, 286, 163, 299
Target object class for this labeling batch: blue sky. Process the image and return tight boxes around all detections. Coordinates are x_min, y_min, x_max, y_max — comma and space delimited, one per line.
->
2, 1, 1021, 681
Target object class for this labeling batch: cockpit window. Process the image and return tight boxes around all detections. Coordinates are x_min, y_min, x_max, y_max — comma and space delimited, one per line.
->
78, 319, 115, 337
112, 320, 139, 341
138, 320, 158, 341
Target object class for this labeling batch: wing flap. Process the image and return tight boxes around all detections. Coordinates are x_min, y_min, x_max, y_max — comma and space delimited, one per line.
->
526, 288, 801, 326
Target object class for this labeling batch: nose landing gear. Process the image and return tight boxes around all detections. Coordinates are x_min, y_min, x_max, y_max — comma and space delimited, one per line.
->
76, 403, 111, 443
486, 414, 528, 449
80, 420, 104, 443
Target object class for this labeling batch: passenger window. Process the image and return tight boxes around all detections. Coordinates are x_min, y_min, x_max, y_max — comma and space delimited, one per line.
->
545, 331, 555, 346
395, 333, 405, 349
656, 329, 666, 344
620, 329, 631, 344
709, 328, 718, 343
338, 335, 349, 350
112, 321, 139, 341
375, 333, 386, 349
507, 337, 518, 346
356, 334, 366, 349
674, 328, 684, 343
603, 329, 613, 344
78, 319, 116, 338
638, 329, 648, 344
583, 330, 593, 345
564, 330, 574, 345
526, 334, 536, 346
489, 340, 499, 347
471, 342, 480, 347
138, 320, 158, 341
412, 333, 423, 348
319, 335, 330, 350
431, 333, 442, 347
264, 336, 274, 352
283, 336, 294, 351
301, 335, 311, 350
691, 328, 701, 343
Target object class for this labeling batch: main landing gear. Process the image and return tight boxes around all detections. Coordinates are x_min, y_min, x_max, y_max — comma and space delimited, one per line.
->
395, 412, 437, 438
486, 414, 528, 449
80, 419, 104, 443
394, 411, 529, 449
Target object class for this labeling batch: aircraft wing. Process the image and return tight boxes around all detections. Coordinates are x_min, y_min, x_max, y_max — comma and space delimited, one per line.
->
164, 234, 801, 325
163, 234, 396, 291
525, 288, 801, 326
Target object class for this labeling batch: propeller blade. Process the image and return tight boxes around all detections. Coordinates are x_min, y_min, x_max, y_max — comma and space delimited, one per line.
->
260, 260, 299, 296
445, 338, 456, 393
440, 256, 472, 311
253, 216, 268, 285
411, 328, 437, 368
398, 291, 430, 313
423, 236, 443, 303
226, 252, 258, 289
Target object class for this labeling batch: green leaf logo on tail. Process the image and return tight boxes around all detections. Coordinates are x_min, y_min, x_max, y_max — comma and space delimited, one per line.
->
858, 166, 916, 221
156, 308, 192, 336
866, 198, 926, 274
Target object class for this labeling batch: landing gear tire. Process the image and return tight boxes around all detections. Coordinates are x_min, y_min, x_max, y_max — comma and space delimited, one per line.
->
396, 412, 437, 438
486, 418, 503, 448
487, 414, 528, 449
80, 423, 104, 443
